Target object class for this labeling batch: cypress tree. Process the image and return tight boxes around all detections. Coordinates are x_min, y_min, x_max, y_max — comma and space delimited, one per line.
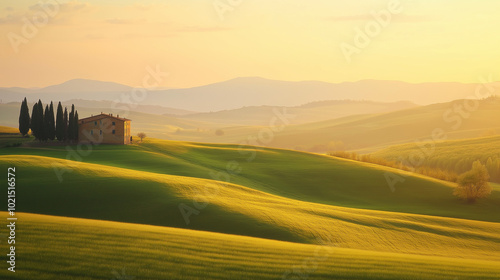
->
68, 105, 75, 141
43, 105, 50, 141
56, 102, 64, 141
74, 110, 79, 142
31, 100, 45, 141
19, 97, 30, 136
30, 102, 38, 139
63, 107, 69, 141
37, 100, 45, 141
48, 101, 55, 140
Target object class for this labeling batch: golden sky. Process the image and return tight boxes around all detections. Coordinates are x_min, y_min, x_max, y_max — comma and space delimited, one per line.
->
1, 0, 499, 88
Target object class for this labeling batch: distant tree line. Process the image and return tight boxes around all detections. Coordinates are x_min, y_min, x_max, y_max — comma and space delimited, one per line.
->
19, 97, 79, 142
329, 151, 459, 182
329, 150, 500, 184
329, 151, 493, 203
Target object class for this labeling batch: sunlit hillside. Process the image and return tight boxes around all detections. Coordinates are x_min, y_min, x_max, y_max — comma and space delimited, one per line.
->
373, 135, 500, 182
1, 125, 500, 279
2, 153, 500, 260
2, 137, 500, 223
2, 212, 500, 280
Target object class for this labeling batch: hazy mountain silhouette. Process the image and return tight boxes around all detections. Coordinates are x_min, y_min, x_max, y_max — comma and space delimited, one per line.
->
39, 79, 132, 93
181, 100, 417, 126
141, 77, 500, 111
1, 77, 498, 112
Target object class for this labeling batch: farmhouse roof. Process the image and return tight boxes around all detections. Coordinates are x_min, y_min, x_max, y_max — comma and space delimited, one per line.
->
79, 113, 131, 123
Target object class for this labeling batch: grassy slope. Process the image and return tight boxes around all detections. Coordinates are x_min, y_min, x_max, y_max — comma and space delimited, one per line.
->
2, 127, 500, 279
0, 125, 19, 134
372, 135, 500, 167
2, 212, 500, 280
2, 138, 500, 225
1, 155, 500, 262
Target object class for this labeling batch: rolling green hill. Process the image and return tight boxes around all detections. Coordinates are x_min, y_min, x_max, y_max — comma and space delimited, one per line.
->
1, 212, 499, 280
2, 136, 500, 262
2, 154, 500, 262
2, 138, 500, 224
2, 125, 500, 279
372, 135, 500, 182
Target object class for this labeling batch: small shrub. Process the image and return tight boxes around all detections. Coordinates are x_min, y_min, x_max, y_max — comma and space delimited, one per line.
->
454, 161, 492, 203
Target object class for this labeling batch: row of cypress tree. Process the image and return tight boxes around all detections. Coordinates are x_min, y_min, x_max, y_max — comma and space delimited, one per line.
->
19, 98, 79, 142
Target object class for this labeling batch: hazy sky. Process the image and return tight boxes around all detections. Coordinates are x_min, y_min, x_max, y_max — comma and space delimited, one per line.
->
1, 0, 499, 88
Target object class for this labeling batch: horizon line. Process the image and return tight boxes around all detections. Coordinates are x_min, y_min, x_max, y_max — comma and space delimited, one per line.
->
2, 76, 500, 90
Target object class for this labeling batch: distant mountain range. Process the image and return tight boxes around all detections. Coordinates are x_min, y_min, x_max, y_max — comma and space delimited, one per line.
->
1, 77, 498, 112
40, 79, 132, 93
180, 100, 417, 126
61, 99, 197, 116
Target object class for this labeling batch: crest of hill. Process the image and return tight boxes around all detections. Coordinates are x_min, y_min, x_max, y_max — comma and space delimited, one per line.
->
38, 78, 133, 93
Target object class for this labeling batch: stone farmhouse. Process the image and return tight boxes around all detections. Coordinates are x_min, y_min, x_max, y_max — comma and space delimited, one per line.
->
78, 113, 131, 145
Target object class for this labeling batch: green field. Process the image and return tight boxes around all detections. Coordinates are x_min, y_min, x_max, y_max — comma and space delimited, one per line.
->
372, 135, 500, 182
3, 138, 500, 224
1, 212, 500, 280
1, 127, 500, 279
